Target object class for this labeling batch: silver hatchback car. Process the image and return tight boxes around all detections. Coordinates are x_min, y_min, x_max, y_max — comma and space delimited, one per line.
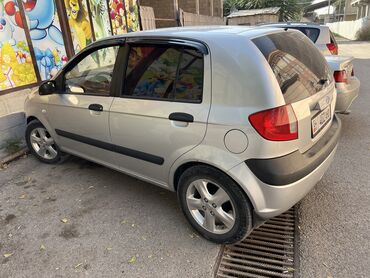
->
24, 26, 341, 244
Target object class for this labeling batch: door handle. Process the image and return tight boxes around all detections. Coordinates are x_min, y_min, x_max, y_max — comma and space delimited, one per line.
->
88, 104, 103, 112
169, 112, 194, 123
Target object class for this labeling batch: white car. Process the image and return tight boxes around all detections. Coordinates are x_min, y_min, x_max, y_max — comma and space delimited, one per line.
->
263, 22, 360, 113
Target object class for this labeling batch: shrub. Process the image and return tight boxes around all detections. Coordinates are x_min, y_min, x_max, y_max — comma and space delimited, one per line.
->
356, 24, 370, 41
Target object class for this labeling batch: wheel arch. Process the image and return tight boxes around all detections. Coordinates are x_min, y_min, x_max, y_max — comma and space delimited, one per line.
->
26, 116, 39, 124
173, 161, 257, 211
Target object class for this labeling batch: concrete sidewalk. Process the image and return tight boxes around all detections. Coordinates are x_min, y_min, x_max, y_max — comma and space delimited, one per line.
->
0, 88, 35, 160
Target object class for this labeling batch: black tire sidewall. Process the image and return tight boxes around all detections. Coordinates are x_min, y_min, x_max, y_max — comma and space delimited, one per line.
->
177, 165, 253, 244
25, 120, 62, 164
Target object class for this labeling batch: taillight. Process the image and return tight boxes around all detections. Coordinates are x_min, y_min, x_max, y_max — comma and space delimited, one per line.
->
249, 104, 298, 141
334, 70, 348, 83
326, 43, 338, 55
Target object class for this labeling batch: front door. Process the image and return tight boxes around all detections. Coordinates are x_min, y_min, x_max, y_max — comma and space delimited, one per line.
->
109, 42, 211, 186
46, 44, 120, 162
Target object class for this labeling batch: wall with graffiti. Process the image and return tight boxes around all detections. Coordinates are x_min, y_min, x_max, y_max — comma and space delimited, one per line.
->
125, 0, 140, 32
0, 0, 141, 94
88, 0, 112, 40
21, 0, 68, 80
64, 0, 93, 53
109, 0, 127, 35
0, 1, 37, 90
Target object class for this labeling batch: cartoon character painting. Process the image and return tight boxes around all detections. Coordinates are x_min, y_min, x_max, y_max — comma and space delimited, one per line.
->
0, 6, 15, 47
0, 3, 37, 90
88, 0, 112, 39
4, 0, 64, 45
4, 0, 67, 80
125, 0, 139, 32
109, 0, 127, 35
65, 0, 92, 52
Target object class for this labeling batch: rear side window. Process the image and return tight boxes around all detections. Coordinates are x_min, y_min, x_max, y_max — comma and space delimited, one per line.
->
124, 45, 203, 102
253, 31, 331, 103
289, 27, 320, 42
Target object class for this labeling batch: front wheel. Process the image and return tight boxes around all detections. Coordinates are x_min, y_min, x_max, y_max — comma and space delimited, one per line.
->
177, 165, 253, 244
25, 120, 63, 164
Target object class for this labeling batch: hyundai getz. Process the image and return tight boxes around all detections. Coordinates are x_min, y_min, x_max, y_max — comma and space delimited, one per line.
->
24, 26, 341, 244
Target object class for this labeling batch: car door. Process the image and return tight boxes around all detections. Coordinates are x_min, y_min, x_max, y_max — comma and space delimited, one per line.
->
109, 40, 211, 186
45, 43, 122, 163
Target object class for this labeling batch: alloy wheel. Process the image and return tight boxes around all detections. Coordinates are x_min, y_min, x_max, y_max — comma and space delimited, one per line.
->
30, 127, 58, 160
186, 179, 236, 234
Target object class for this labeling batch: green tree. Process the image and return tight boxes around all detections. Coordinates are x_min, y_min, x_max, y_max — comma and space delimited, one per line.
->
224, 0, 310, 21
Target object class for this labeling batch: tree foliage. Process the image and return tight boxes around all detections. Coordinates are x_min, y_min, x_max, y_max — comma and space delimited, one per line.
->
224, 0, 308, 21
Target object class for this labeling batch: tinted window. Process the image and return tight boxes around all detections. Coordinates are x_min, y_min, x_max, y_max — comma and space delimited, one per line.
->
65, 46, 119, 96
289, 27, 320, 42
174, 49, 203, 101
253, 32, 331, 103
124, 45, 203, 102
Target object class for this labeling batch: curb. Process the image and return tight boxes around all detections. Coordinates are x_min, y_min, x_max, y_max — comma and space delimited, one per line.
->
0, 147, 28, 166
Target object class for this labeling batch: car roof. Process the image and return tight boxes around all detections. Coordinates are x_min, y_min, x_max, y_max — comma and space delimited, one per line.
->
93, 25, 292, 45
262, 22, 328, 30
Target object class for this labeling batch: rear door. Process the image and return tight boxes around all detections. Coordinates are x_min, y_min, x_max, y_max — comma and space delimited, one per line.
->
109, 40, 211, 185
252, 30, 336, 152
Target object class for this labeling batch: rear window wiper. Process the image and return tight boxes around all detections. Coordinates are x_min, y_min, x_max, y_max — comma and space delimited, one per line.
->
318, 78, 328, 85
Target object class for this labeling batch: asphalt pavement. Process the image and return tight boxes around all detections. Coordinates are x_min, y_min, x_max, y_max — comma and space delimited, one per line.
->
298, 42, 370, 277
0, 157, 219, 277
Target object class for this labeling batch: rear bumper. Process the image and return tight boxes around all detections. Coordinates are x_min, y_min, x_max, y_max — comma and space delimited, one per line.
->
228, 115, 341, 219
335, 77, 360, 113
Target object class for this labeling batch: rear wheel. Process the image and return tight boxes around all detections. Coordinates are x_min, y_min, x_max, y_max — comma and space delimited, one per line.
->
177, 165, 253, 244
26, 120, 63, 164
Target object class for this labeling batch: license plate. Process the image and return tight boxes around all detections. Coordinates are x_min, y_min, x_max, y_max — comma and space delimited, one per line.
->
311, 106, 331, 137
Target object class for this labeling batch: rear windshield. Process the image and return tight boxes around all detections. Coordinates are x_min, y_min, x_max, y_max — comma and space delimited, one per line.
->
287, 27, 320, 43
253, 31, 331, 103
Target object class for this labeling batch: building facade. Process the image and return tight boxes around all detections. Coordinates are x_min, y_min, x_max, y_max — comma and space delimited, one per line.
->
140, 0, 223, 27
351, 0, 370, 19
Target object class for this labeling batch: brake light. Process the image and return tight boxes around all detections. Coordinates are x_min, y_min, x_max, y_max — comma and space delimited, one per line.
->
249, 104, 298, 141
334, 70, 348, 83
326, 43, 338, 55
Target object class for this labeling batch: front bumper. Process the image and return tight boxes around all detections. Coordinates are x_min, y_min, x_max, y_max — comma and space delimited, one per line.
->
335, 77, 360, 113
228, 115, 341, 219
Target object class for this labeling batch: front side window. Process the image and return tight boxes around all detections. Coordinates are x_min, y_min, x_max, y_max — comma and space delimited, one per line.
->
124, 45, 203, 102
64, 46, 119, 96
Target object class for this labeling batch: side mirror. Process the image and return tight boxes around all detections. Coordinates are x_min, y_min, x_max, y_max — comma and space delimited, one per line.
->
39, 81, 56, 95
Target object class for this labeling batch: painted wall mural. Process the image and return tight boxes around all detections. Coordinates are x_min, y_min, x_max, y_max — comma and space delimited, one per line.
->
0, 1, 37, 90
125, 0, 139, 32
0, 0, 142, 93
21, 0, 68, 80
109, 0, 127, 35
88, 0, 112, 40
65, 0, 93, 53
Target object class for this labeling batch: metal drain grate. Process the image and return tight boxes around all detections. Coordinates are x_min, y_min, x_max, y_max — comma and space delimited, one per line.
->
215, 207, 297, 278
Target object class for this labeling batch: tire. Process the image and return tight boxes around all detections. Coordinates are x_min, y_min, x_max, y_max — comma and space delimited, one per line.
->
177, 165, 253, 244
25, 120, 63, 164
